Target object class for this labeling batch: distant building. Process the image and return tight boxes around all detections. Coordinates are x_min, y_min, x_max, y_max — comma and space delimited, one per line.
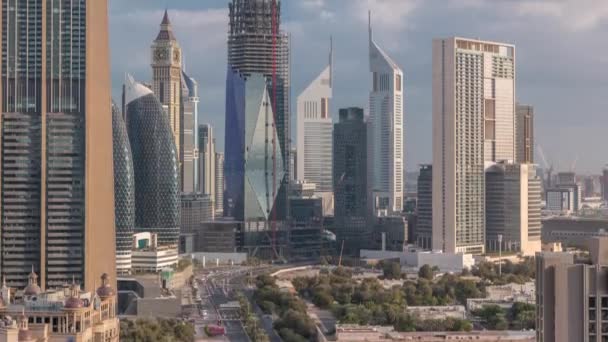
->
296, 40, 333, 215
131, 233, 179, 273
182, 71, 200, 193
181, 193, 214, 234
198, 124, 216, 201
335, 325, 534, 342
603, 167, 608, 202
227, 0, 291, 221
124, 75, 181, 247
372, 216, 408, 252
485, 162, 541, 256
416, 165, 433, 249
194, 220, 241, 253
369, 15, 404, 216
151, 11, 183, 179
334, 108, 369, 255
0, 273, 119, 341
545, 188, 575, 214
515, 104, 534, 163
215, 152, 225, 216
541, 217, 608, 248
433, 38, 515, 255
224, 72, 286, 223
360, 249, 475, 273
112, 103, 136, 275
536, 237, 608, 342
289, 182, 324, 260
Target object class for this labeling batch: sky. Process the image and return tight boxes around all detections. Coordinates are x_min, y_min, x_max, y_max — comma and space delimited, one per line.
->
109, 0, 608, 174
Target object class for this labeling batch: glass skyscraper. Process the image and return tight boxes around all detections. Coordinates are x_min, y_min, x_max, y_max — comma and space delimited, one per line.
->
112, 103, 135, 274
227, 0, 290, 220
0, 0, 116, 291
225, 71, 285, 222
124, 75, 180, 247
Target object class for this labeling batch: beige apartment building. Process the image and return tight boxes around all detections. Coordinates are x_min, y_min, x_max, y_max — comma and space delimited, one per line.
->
536, 237, 608, 342
432, 37, 515, 255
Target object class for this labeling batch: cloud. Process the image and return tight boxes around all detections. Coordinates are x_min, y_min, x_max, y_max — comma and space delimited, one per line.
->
351, 0, 421, 33
299, 0, 326, 10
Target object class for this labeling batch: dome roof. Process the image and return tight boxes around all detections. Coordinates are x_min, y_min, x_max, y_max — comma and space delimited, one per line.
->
96, 273, 115, 299
64, 296, 84, 309
23, 284, 40, 296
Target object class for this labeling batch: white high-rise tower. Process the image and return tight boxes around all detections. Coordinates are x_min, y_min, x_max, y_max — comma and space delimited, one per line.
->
296, 39, 334, 214
432, 37, 515, 255
368, 13, 404, 216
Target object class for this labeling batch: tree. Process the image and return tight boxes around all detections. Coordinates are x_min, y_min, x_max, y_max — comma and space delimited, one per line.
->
418, 264, 435, 280
312, 290, 334, 308
382, 261, 403, 280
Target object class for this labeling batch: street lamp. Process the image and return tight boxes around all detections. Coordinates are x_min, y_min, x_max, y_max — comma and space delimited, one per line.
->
498, 234, 503, 277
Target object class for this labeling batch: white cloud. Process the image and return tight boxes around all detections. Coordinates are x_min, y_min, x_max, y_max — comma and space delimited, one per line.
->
299, 0, 326, 10
351, 0, 421, 33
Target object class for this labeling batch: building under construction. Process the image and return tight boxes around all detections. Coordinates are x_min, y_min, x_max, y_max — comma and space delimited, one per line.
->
225, 0, 291, 259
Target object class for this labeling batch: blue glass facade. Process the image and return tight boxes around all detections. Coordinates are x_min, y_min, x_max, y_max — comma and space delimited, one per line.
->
224, 69, 285, 222
124, 76, 180, 246
224, 68, 246, 220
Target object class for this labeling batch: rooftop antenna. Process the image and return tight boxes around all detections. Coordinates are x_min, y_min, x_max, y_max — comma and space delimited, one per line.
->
368, 10, 372, 40
329, 35, 333, 87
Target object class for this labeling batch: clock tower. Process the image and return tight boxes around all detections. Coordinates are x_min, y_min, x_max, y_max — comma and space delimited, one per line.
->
151, 10, 182, 173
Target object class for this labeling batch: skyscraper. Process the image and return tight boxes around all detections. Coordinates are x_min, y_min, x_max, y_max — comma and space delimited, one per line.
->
182, 71, 200, 193
227, 0, 290, 220
333, 108, 368, 254
124, 75, 180, 247
224, 71, 285, 222
432, 37, 515, 254
112, 103, 135, 275
368, 14, 405, 216
0, 0, 115, 290
536, 237, 608, 342
485, 162, 541, 256
199, 124, 216, 202
215, 152, 225, 216
516, 104, 534, 163
296, 39, 333, 214
416, 165, 433, 249
151, 11, 183, 183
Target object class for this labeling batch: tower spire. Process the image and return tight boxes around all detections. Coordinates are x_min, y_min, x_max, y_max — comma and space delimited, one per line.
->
329, 35, 333, 88
368, 10, 372, 41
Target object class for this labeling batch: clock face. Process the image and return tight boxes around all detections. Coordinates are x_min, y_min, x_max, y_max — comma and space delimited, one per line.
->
173, 50, 181, 63
154, 48, 167, 62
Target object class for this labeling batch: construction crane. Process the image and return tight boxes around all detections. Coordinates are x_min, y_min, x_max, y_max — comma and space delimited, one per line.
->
537, 144, 554, 188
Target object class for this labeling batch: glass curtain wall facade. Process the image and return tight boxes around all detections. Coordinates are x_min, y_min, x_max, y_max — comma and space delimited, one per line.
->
225, 71, 285, 222
0, 0, 116, 290
124, 75, 180, 247
227, 0, 290, 220
112, 103, 135, 274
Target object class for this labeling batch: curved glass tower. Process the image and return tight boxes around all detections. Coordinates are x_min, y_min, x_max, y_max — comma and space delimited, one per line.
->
124, 75, 180, 246
112, 102, 135, 274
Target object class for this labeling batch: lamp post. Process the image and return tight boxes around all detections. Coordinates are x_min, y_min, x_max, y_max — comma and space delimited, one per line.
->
498, 234, 503, 277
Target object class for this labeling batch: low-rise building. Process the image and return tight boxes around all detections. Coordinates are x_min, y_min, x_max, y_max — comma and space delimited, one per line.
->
0, 273, 119, 342
131, 232, 178, 272
407, 305, 466, 320
467, 282, 535, 311
335, 325, 535, 341
372, 216, 408, 252
542, 216, 608, 248
360, 248, 474, 273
